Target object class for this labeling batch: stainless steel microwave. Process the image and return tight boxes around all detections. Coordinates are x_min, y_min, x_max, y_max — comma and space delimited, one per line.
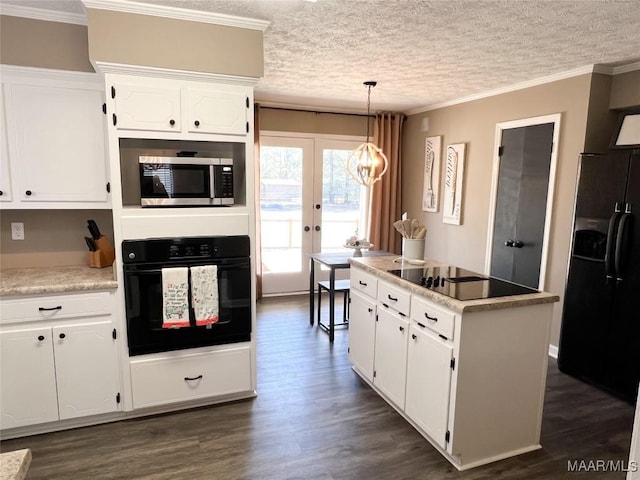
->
139, 156, 234, 207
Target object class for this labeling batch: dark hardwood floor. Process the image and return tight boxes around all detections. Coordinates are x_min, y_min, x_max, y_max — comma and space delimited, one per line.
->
1, 295, 635, 479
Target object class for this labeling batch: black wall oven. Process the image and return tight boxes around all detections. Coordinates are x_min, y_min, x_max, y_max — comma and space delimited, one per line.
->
122, 236, 251, 356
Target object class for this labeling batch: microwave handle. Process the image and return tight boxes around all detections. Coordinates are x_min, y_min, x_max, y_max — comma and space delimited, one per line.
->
209, 165, 216, 200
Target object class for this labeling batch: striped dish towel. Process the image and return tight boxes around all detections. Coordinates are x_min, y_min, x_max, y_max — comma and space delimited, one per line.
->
190, 265, 219, 326
162, 267, 190, 328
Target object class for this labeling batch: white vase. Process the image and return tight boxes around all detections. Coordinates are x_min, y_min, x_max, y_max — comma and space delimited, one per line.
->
402, 238, 425, 260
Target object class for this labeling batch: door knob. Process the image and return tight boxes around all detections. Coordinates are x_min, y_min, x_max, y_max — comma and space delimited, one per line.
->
513, 240, 524, 248
25, 190, 32, 196
505, 240, 514, 247
315, 204, 321, 210
194, 120, 200, 127
169, 119, 175, 126
59, 333, 66, 339
304, 226, 310, 232
315, 226, 321, 231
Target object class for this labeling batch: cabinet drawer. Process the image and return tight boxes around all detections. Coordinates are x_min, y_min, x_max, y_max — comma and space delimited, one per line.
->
411, 296, 455, 340
350, 268, 377, 299
378, 281, 410, 317
130, 346, 252, 409
0, 292, 112, 325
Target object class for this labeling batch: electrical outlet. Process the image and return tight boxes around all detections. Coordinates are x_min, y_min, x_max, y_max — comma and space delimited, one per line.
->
11, 222, 24, 240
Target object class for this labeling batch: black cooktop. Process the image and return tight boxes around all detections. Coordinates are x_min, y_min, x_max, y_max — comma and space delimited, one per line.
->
386, 265, 538, 301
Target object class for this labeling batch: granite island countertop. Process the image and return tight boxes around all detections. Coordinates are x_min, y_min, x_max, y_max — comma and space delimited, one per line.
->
350, 256, 559, 313
0, 449, 31, 480
0, 265, 118, 297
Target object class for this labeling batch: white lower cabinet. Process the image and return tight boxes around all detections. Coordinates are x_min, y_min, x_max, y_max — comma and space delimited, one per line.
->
405, 323, 453, 449
0, 326, 59, 428
0, 292, 120, 431
348, 290, 376, 382
373, 308, 409, 408
130, 346, 252, 409
0, 320, 119, 429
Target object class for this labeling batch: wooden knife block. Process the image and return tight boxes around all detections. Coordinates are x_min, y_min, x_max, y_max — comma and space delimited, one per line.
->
89, 235, 115, 268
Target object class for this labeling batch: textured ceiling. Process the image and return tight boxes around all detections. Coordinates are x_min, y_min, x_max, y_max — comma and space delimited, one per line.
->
2, 0, 640, 113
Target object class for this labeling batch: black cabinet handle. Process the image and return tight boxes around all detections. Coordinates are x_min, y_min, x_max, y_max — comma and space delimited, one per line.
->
513, 240, 524, 248
411, 334, 417, 340
505, 240, 514, 247
387, 295, 398, 302
304, 226, 310, 232
398, 312, 406, 317
169, 119, 175, 126
315, 204, 321, 209
59, 333, 66, 339
359, 280, 367, 286
0, 190, 3, 196
424, 312, 438, 322
39, 306, 62, 311
367, 308, 373, 313
184, 375, 203, 381
314, 225, 321, 231
37, 335, 45, 342
194, 120, 200, 127
399, 325, 405, 332
417, 322, 426, 328
25, 190, 32, 196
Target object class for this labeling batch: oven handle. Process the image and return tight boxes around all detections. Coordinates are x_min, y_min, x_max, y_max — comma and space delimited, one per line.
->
124, 260, 250, 274
124, 274, 141, 318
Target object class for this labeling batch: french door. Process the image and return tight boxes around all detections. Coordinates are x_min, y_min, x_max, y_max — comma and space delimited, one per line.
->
259, 134, 366, 295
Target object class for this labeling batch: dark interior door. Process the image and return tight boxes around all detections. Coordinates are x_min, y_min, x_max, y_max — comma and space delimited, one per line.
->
490, 122, 554, 288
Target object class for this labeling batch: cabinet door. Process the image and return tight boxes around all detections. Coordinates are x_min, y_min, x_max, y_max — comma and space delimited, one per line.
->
114, 83, 181, 132
0, 87, 13, 202
0, 327, 59, 429
53, 321, 119, 420
405, 324, 453, 448
348, 290, 377, 381
374, 308, 409, 408
9, 84, 108, 203
186, 88, 247, 135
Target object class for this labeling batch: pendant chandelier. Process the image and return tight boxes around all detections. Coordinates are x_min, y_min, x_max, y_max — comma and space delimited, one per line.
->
347, 81, 389, 187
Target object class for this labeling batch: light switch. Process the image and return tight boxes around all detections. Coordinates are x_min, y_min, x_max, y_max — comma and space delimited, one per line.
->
11, 222, 24, 240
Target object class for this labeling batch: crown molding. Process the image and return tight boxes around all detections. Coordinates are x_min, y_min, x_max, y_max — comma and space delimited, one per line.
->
82, 0, 269, 30
407, 65, 599, 115
0, 64, 101, 86
612, 61, 640, 75
94, 61, 259, 86
0, 3, 87, 25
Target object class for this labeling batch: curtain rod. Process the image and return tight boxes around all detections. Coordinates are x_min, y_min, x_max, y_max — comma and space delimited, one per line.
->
259, 105, 369, 117
259, 105, 407, 118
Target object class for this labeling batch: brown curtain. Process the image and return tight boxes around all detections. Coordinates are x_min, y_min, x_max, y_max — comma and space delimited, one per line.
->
368, 112, 405, 254
254, 103, 263, 299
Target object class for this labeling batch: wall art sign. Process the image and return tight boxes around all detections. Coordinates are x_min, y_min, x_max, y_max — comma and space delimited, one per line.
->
422, 136, 442, 212
442, 143, 465, 225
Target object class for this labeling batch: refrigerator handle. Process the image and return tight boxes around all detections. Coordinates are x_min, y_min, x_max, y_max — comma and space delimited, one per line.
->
614, 205, 633, 282
605, 205, 622, 281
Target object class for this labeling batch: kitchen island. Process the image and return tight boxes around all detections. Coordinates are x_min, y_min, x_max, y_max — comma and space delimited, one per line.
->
348, 256, 559, 470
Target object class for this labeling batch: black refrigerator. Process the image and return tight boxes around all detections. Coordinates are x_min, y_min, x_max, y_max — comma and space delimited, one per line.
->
558, 148, 640, 403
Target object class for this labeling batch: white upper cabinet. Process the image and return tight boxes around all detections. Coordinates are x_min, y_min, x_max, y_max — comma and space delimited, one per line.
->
111, 79, 249, 137
1, 67, 110, 208
186, 88, 247, 135
113, 84, 182, 132
0, 88, 12, 202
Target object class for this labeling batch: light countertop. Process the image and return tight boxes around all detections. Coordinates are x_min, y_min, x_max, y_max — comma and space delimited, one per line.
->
0, 265, 117, 297
0, 449, 31, 480
349, 256, 559, 313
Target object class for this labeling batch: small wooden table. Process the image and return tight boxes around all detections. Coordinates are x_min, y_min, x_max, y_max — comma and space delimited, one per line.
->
308, 250, 391, 343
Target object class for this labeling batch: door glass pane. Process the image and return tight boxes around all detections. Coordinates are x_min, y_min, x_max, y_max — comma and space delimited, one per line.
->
321, 148, 365, 253
260, 146, 303, 273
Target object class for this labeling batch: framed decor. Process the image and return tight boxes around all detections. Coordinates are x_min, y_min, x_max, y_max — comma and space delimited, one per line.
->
422, 136, 442, 212
442, 143, 465, 225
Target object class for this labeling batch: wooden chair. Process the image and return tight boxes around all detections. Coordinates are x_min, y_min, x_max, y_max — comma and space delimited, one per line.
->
317, 279, 350, 335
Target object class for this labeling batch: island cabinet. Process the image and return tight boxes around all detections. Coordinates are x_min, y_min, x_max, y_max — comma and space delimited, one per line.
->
111, 79, 250, 136
0, 292, 121, 431
348, 262, 556, 470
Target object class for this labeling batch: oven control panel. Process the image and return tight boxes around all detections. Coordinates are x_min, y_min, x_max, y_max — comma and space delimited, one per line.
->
122, 236, 250, 264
